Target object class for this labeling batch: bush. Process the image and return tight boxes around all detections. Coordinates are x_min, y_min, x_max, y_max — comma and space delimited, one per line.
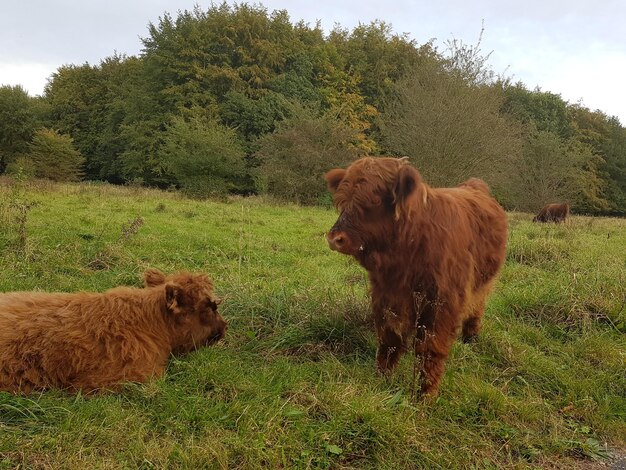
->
380, 53, 522, 188
23, 128, 85, 181
5, 156, 36, 180
159, 111, 247, 197
501, 129, 608, 212
254, 107, 361, 204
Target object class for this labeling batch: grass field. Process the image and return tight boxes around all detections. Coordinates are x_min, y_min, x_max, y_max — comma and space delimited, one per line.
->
0, 178, 625, 469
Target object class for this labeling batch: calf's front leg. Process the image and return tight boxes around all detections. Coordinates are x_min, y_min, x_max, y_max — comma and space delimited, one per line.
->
414, 314, 458, 396
374, 306, 412, 374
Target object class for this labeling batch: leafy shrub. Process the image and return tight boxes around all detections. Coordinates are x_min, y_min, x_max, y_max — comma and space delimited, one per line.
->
20, 128, 84, 182
5, 156, 36, 179
159, 111, 247, 197
254, 106, 361, 204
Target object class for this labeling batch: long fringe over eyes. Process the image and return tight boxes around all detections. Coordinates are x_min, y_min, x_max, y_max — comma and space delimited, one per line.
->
332, 157, 410, 215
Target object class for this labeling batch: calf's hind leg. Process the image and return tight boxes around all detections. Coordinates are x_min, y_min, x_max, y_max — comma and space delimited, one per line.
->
461, 284, 492, 343
461, 315, 482, 343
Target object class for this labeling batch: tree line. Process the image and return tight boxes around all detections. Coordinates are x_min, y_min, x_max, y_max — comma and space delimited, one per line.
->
1, 2, 624, 214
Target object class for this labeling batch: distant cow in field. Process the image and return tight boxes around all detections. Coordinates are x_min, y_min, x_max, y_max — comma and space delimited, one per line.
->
0, 269, 227, 394
325, 157, 508, 396
533, 203, 570, 223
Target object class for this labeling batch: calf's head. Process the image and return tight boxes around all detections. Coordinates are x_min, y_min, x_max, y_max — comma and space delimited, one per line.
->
143, 269, 227, 354
325, 157, 423, 257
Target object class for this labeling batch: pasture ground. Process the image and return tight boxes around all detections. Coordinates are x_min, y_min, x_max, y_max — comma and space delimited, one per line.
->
0, 178, 625, 469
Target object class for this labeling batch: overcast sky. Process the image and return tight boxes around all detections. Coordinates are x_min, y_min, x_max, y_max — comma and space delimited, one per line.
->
1, 0, 625, 124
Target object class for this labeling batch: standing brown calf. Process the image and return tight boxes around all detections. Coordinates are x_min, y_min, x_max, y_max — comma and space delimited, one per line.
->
533, 203, 570, 223
0, 269, 227, 394
325, 157, 508, 396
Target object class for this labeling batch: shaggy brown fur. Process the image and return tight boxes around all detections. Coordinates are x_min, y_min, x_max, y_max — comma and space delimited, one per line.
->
533, 203, 570, 223
0, 269, 227, 394
325, 157, 508, 396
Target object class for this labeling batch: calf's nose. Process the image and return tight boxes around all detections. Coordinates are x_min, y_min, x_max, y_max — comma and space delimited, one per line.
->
327, 230, 346, 251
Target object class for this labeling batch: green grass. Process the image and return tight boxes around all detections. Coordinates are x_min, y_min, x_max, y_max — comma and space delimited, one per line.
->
1, 179, 625, 469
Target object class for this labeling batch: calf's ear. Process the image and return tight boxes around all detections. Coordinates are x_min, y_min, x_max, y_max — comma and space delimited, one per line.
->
201, 296, 221, 311
325, 169, 346, 193
144, 268, 166, 287
165, 283, 186, 315
392, 165, 422, 219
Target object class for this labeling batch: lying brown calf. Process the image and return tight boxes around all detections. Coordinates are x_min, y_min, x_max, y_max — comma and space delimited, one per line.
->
0, 269, 227, 394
